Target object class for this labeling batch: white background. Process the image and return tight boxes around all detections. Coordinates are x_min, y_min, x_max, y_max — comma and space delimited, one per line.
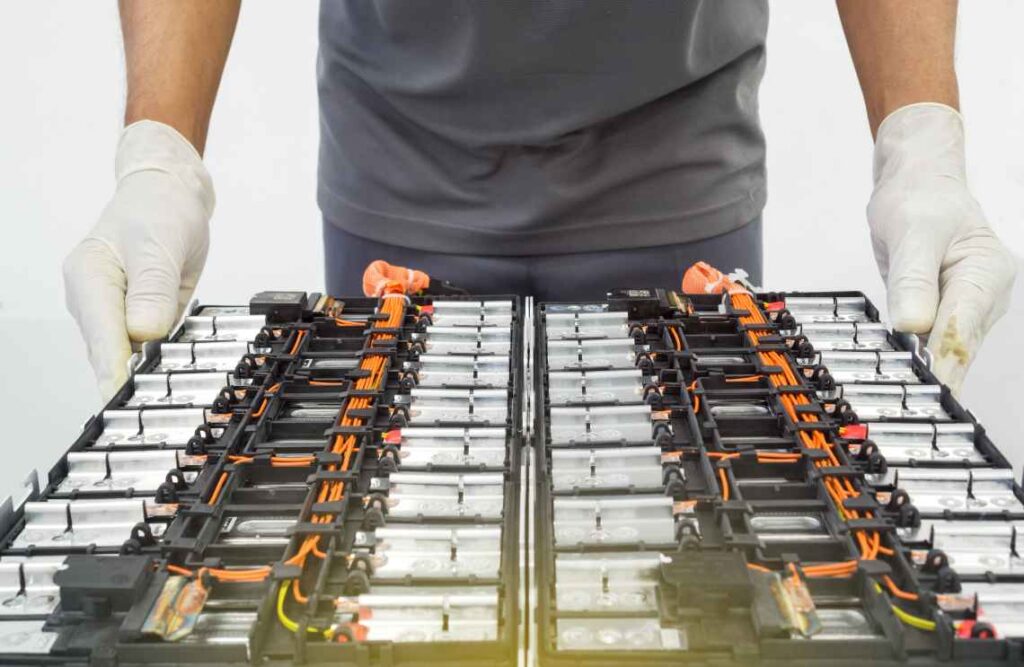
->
0, 1, 1021, 499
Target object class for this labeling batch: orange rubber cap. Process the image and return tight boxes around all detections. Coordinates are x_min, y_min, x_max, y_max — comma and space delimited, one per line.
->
362, 260, 430, 297
681, 261, 748, 296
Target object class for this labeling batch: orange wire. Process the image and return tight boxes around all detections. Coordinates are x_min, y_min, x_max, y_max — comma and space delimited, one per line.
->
174, 292, 409, 592
718, 467, 730, 501
720, 290, 901, 593
207, 472, 228, 505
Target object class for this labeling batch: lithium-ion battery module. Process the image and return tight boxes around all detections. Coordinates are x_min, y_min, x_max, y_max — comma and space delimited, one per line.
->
0, 261, 1020, 666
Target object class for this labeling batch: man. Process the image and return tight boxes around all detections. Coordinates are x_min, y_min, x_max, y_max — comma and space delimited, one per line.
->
64, 1, 1016, 400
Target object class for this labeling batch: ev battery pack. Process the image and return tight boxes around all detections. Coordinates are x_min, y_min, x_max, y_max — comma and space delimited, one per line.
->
0, 283, 1022, 667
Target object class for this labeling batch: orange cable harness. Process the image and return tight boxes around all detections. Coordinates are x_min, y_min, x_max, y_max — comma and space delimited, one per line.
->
173, 281, 409, 597
684, 263, 917, 594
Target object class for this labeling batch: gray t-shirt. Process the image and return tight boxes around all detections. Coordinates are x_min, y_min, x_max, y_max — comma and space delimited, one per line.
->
318, 0, 768, 256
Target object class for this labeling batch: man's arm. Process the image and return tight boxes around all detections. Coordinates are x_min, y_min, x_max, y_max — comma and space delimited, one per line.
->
837, 0, 958, 137
835, 0, 1016, 394
64, 1, 240, 400
120, 0, 240, 152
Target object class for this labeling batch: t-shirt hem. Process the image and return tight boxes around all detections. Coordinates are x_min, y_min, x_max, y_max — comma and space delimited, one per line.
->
318, 185, 767, 256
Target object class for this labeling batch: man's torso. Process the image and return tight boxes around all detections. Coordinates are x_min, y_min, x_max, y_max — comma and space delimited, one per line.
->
318, 0, 768, 255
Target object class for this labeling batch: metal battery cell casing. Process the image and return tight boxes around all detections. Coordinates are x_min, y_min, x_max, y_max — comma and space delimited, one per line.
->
955, 583, 1024, 638
428, 300, 514, 328
91, 408, 212, 448
175, 612, 257, 645
793, 322, 893, 352
11, 498, 167, 548
552, 495, 676, 547
544, 312, 630, 340
0, 620, 56, 654
547, 369, 644, 406
385, 427, 508, 470
354, 525, 502, 580
548, 405, 653, 446
831, 384, 951, 421
414, 326, 511, 356
749, 512, 831, 544
872, 468, 1024, 515
782, 296, 872, 324
411, 354, 510, 388
857, 422, 984, 465
152, 340, 251, 373
370, 472, 505, 520
807, 609, 879, 640
555, 552, 662, 612
336, 587, 500, 643
556, 618, 686, 651
407, 387, 509, 425
124, 371, 242, 408
550, 447, 663, 492
216, 516, 297, 546
177, 314, 266, 343
546, 338, 641, 371
815, 350, 919, 384
0, 557, 66, 616
54, 450, 200, 495
430, 300, 513, 320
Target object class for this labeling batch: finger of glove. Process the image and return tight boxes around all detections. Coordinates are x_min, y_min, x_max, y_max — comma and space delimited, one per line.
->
118, 173, 209, 342
172, 244, 210, 331
885, 232, 943, 334
63, 239, 131, 401
926, 233, 1016, 394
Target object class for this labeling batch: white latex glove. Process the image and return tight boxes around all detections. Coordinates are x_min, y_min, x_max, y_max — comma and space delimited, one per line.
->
63, 120, 214, 400
868, 103, 1016, 395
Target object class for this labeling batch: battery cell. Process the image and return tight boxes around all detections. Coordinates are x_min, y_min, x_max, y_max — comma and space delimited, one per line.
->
152, 340, 251, 373
415, 326, 511, 356
782, 296, 872, 324
555, 552, 662, 612
54, 450, 200, 495
832, 384, 951, 421
0, 557, 65, 616
873, 468, 1023, 515
547, 369, 645, 405
411, 354, 510, 388
546, 338, 641, 371
90, 408, 214, 448
370, 473, 505, 520
955, 583, 1024, 638
545, 312, 630, 340
384, 427, 507, 469
336, 588, 500, 643
749, 512, 832, 544
12, 499, 167, 548
552, 495, 676, 547
549, 405, 653, 445
430, 300, 513, 320
556, 618, 686, 651
354, 525, 502, 580
407, 388, 509, 425
793, 322, 893, 352
176, 314, 266, 343
124, 372, 242, 408
550, 447, 663, 492
0, 620, 56, 654
816, 351, 919, 384
854, 422, 984, 465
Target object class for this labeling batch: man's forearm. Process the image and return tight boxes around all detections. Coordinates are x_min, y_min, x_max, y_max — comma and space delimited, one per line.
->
119, 0, 240, 153
837, 0, 959, 136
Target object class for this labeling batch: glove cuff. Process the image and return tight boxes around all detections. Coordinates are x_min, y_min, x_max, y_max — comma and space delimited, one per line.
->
872, 103, 967, 188
115, 120, 215, 218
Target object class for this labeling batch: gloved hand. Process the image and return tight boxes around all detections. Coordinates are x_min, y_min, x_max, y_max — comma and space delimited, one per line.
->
868, 103, 1016, 395
63, 120, 215, 400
